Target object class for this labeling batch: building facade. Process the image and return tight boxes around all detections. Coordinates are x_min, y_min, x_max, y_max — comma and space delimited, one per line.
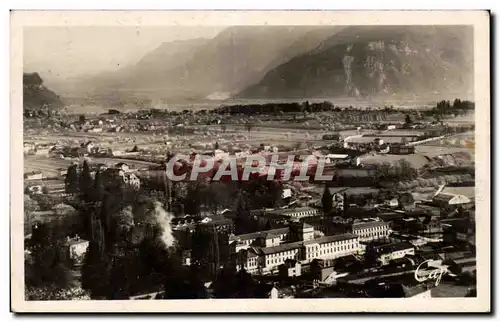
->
351, 220, 391, 242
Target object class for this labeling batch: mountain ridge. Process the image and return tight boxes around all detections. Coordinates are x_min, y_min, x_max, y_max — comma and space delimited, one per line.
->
237, 25, 474, 100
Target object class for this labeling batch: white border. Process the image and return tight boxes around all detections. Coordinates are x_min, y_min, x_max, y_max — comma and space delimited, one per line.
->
10, 10, 491, 313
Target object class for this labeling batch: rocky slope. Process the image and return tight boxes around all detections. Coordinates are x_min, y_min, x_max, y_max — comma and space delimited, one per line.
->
237, 26, 474, 99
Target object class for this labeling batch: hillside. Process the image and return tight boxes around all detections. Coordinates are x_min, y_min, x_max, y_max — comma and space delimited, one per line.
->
75, 38, 210, 95
23, 72, 64, 110
237, 26, 474, 100
74, 26, 342, 100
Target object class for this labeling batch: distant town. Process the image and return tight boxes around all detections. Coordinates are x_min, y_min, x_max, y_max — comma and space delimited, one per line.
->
24, 95, 476, 300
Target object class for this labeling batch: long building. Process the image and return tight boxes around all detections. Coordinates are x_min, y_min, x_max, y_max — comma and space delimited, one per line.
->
233, 223, 360, 274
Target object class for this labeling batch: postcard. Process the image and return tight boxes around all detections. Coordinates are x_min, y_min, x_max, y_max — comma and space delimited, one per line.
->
11, 10, 490, 313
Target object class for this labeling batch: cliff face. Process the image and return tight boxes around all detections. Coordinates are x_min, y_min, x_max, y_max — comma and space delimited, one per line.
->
237, 26, 473, 99
23, 72, 64, 110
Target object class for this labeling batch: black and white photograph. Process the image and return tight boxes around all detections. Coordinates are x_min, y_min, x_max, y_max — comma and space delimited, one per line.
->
10, 10, 490, 312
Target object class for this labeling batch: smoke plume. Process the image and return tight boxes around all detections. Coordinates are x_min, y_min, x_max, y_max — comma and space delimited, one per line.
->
151, 201, 176, 249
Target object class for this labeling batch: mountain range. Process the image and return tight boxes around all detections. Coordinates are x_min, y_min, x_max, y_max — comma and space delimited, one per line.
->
39, 25, 474, 102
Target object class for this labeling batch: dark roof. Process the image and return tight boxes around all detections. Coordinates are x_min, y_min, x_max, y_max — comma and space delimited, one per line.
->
258, 240, 304, 255
352, 221, 389, 230
433, 193, 456, 202
377, 242, 414, 254
230, 227, 289, 242
303, 233, 358, 246
329, 187, 380, 196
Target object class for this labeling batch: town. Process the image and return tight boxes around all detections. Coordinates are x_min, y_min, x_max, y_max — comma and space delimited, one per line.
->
23, 96, 476, 300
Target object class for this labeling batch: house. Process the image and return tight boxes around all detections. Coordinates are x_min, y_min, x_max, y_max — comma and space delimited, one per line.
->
282, 188, 292, 199
389, 144, 415, 155
351, 220, 391, 242
442, 218, 475, 246
236, 248, 260, 273
377, 242, 415, 266
229, 227, 289, 252
269, 286, 279, 299
115, 162, 130, 172
384, 198, 399, 208
66, 235, 89, 265
84, 141, 95, 154
432, 193, 471, 208
24, 171, 43, 180
311, 261, 350, 285
181, 250, 192, 266
279, 259, 302, 278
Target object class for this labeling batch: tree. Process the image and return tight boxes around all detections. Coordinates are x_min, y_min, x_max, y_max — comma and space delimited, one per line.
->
245, 122, 254, 133
234, 191, 251, 235
32, 194, 57, 211
321, 184, 333, 214
25, 224, 72, 293
65, 164, 79, 194
398, 192, 415, 208
113, 205, 134, 239
93, 170, 105, 201
131, 145, 139, 153
81, 240, 111, 298
364, 242, 379, 267
24, 194, 39, 235
184, 182, 202, 216
80, 161, 93, 200
404, 114, 413, 124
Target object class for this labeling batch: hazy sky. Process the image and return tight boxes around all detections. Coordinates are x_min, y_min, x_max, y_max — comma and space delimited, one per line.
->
23, 26, 224, 82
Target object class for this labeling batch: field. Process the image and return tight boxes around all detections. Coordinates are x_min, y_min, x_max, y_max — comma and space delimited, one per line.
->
24, 155, 159, 179
359, 153, 432, 169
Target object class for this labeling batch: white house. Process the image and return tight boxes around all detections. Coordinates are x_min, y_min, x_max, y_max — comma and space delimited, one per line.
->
377, 242, 415, 266
282, 188, 292, 199
351, 220, 391, 242
66, 235, 89, 264
24, 171, 43, 181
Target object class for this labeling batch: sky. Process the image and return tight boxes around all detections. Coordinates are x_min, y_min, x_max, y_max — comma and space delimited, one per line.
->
23, 26, 224, 83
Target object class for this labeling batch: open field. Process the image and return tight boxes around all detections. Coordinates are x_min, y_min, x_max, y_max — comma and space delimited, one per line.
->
415, 145, 473, 158
24, 155, 159, 178
359, 153, 432, 169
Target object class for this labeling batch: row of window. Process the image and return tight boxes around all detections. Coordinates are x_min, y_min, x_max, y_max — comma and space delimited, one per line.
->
354, 225, 389, 234
359, 231, 388, 239
306, 243, 357, 258
285, 210, 319, 217
309, 239, 357, 252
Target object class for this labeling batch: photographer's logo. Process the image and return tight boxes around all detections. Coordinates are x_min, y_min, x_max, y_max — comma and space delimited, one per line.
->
414, 260, 454, 287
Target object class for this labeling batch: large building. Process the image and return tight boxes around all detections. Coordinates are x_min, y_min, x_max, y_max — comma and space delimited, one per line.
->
229, 227, 289, 253
351, 220, 391, 242
266, 207, 321, 219
232, 223, 359, 275
432, 193, 471, 208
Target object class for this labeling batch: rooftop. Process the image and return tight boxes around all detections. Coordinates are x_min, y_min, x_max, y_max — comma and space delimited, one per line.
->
229, 227, 289, 242
304, 233, 358, 246
352, 220, 389, 230
433, 193, 457, 202
376, 242, 414, 254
